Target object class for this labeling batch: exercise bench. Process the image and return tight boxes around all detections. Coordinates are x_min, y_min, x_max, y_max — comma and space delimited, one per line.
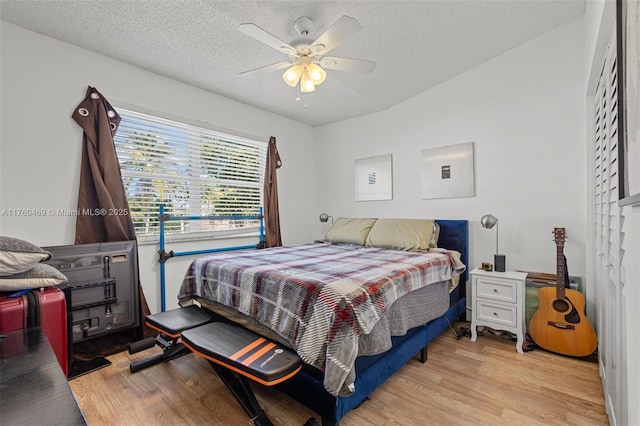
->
129, 306, 315, 426
129, 305, 215, 373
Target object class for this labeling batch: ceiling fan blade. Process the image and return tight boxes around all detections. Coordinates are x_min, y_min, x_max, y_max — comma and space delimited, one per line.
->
238, 23, 297, 56
320, 57, 376, 74
310, 15, 362, 56
239, 61, 292, 76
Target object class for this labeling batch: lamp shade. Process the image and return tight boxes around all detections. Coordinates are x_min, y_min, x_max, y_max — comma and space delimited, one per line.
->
283, 64, 302, 87
300, 70, 316, 93
306, 63, 326, 85
319, 213, 333, 223
481, 214, 498, 229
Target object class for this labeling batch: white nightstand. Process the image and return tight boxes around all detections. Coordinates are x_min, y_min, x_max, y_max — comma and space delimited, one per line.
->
470, 268, 527, 353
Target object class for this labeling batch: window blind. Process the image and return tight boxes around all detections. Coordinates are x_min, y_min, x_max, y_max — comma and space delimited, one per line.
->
114, 108, 266, 237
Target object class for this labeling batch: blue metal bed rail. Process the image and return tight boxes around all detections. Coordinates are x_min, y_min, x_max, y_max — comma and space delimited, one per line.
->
157, 204, 265, 311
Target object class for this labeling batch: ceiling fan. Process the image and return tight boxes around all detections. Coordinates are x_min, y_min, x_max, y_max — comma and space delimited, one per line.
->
238, 15, 376, 94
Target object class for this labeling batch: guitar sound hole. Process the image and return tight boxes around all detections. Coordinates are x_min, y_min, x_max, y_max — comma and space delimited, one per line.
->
552, 299, 570, 313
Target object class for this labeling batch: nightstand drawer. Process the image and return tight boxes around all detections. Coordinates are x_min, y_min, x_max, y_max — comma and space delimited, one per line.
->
475, 277, 518, 303
476, 301, 517, 327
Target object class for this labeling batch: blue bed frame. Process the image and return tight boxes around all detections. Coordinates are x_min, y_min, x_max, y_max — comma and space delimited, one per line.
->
275, 219, 469, 426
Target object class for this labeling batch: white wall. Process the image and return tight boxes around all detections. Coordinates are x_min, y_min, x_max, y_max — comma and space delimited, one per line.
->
0, 22, 316, 312
314, 17, 588, 294
621, 212, 640, 426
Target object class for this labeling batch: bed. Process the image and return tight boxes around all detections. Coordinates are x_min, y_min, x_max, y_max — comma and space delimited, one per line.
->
176, 218, 469, 425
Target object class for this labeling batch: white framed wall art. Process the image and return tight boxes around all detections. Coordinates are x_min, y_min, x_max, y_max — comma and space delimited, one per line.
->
421, 142, 475, 200
354, 154, 393, 201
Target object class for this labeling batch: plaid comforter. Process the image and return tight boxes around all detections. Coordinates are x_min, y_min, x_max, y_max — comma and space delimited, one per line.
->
178, 243, 464, 396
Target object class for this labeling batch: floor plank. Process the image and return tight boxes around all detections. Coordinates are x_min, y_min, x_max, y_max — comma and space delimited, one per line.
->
69, 323, 609, 425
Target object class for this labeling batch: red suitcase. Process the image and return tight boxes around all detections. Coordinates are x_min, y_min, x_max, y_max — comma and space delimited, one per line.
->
0, 287, 69, 377
0, 295, 25, 333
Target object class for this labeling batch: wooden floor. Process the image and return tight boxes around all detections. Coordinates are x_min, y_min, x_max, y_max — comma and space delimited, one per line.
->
69, 323, 609, 425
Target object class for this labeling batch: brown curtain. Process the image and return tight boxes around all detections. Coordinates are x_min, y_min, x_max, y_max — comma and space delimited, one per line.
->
263, 136, 282, 247
73, 87, 133, 243
71, 86, 153, 360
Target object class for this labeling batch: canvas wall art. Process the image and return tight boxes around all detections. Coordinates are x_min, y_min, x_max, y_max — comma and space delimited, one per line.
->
421, 142, 475, 200
617, 0, 640, 206
354, 154, 393, 201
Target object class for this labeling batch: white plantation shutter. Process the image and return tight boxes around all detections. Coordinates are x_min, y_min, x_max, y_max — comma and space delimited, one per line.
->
593, 31, 627, 426
114, 108, 266, 238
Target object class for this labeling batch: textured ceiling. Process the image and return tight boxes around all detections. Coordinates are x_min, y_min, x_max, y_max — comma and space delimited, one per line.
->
0, 0, 585, 126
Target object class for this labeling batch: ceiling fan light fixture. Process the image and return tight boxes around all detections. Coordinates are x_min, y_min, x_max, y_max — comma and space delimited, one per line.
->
239, 16, 376, 97
283, 64, 302, 87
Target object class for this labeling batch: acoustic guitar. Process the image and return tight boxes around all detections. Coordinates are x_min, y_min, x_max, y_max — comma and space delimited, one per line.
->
528, 228, 597, 357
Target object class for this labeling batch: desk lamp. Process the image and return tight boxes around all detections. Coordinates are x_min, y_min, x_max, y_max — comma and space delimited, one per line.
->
481, 214, 506, 272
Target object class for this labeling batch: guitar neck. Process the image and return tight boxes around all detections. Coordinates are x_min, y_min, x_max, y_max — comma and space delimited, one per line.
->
556, 242, 566, 300
553, 227, 568, 299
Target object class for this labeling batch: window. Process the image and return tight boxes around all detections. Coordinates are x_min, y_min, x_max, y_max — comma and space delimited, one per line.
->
114, 108, 266, 239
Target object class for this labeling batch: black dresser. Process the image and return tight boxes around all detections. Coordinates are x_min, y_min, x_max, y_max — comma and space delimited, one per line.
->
1, 326, 86, 425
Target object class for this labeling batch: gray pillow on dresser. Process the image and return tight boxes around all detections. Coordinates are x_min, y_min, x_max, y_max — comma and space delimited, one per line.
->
0, 263, 68, 291
0, 236, 52, 276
